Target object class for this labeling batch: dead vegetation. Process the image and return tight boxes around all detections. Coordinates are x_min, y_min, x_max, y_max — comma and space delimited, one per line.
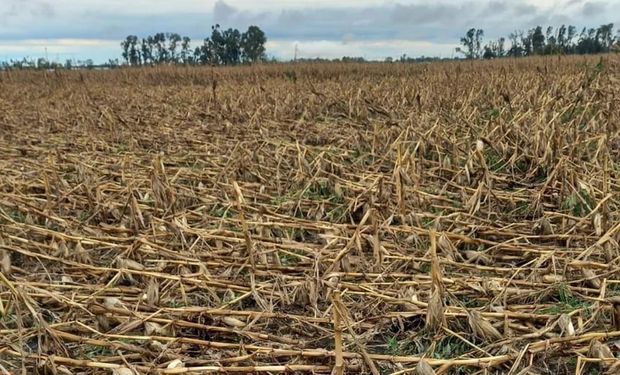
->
0, 55, 619, 374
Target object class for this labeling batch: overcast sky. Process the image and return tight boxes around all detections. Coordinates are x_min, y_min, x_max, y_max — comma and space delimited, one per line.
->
1, 0, 618, 63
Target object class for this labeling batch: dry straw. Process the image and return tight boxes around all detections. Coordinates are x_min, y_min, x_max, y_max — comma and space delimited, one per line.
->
0, 56, 619, 374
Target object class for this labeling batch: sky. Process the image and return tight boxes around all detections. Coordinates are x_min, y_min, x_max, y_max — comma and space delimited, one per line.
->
0, 0, 619, 63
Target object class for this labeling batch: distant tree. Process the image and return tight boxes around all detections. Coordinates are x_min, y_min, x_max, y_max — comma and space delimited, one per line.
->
195, 39, 213, 65
121, 35, 140, 65
598, 23, 615, 52
520, 30, 533, 56
141, 36, 154, 65
180, 36, 192, 64
221, 28, 242, 65
36, 57, 49, 69
167, 33, 182, 63
153, 33, 168, 63
507, 32, 522, 57
457, 28, 484, 59
483, 37, 505, 59
544, 26, 558, 54
240, 25, 267, 63
208, 25, 225, 65
532, 26, 545, 54
107, 58, 120, 68
576, 27, 598, 54
64, 59, 73, 70
83, 59, 94, 69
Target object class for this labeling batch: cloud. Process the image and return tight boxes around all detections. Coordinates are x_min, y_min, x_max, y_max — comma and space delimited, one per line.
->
1, 0, 54, 20
267, 38, 459, 60
582, 1, 606, 16
214, 0, 237, 21
1, 0, 619, 62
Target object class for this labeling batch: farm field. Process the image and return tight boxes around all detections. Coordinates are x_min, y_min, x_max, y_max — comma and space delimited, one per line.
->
0, 56, 620, 374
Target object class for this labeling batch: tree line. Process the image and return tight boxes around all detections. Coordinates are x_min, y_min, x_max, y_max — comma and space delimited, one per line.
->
120, 25, 266, 66
3, 22, 620, 70
458, 23, 619, 59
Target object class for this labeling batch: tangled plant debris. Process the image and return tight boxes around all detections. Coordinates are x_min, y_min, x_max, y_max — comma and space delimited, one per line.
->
0, 56, 619, 374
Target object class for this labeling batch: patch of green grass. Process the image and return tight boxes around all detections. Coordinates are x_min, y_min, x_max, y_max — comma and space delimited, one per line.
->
510, 201, 530, 218
166, 300, 187, 308
350, 149, 376, 167
513, 158, 530, 173
484, 150, 505, 172
278, 253, 297, 266
562, 189, 594, 217
482, 108, 500, 121
0, 206, 25, 223
210, 204, 234, 218
83, 344, 113, 359
303, 182, 343, 203
271, 195, 289, 205
542, 284, 590, 314
385, 336, 418, 356
386, 336, 399, 355
432, 336, 470, 360
420, 217, 435, 229
560, 107, 582, 124
283, 69, 297, 82
325, 205, 347, 223
420, 263, 432, 273
460, 296, 484, 308
608, 283, 620, 296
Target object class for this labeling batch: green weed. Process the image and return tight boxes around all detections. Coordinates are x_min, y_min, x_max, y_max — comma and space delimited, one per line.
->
562, 189, 594, 217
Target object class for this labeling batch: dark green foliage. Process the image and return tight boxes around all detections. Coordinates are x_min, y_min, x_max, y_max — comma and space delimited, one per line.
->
119, 25, 267, 67
465, 23, 618, 60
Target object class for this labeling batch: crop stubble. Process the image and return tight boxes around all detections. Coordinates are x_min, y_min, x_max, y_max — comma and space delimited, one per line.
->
0, 56, 619, 374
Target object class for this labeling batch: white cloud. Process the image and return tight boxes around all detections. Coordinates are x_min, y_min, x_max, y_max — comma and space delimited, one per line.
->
267, 39, 459, 60
1, 0, 619, 62
0, 39, 119, 62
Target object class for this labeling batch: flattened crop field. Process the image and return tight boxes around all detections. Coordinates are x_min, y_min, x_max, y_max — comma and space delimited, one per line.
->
1, 57, 620, 374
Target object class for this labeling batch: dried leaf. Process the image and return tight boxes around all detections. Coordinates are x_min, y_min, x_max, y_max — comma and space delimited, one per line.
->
593, 213, 603, 236
144, 278, 160, 305
557, 314, 575, 337
111, 368, 134, 375
103, 297, 122, 309
463, 250, 492, 265
476, 139, 484, 152
144, 322, 172, 336
1, 250, 10, 275
118, 258, 145, 271
582, 268, 601, 289
426, 289, 444, 333
167, 359, 184, 369
222, 316, 246, 328
416, 360, 436, 375
437, 234, 458, 261
590, 340, 614, 359
467, 310, 502, 341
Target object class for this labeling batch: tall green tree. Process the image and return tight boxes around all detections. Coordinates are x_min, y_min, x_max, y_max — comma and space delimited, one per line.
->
483, 37, 505, 59
508, 32, 522, 57
221, 28, 242, 65
167, 33, 182, 63
241, 25, 267, 63
153, 33, 168, 63
140, 36, 154, 65
597, 23, 615, 52
532, 26, 545, 54
121, 35, 140, 65
457, 28, 484, 59
180, 36, 192, 64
